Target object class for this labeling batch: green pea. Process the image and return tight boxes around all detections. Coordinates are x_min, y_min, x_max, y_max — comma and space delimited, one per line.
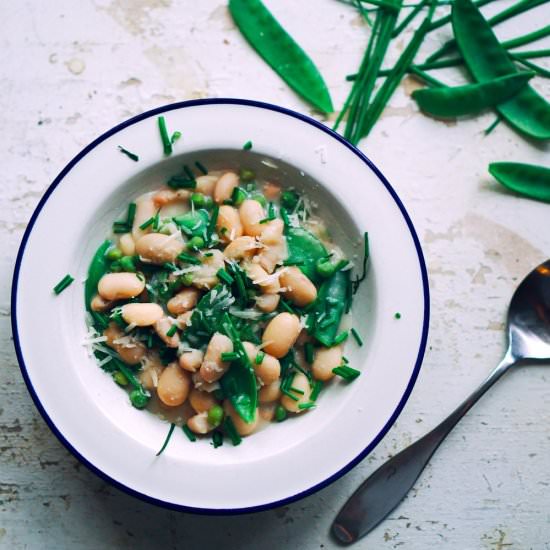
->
275, 405, 287, 422
180, 273, 194, 286
109, 260, 122, 272
119, 255, 136, 272
130, 389, 150, 409
106, 247, 123, 261
239, 168, 256, 182
190, 193, 206, 208
188, 236, 205, 251
112, 371, 129, 386
207, 404, 224, 427
316, 259, 337, 279
281, 190, 299, 210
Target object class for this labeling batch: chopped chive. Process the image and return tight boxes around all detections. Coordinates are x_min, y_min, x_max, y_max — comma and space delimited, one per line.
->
484, 116, 502, 136
259, 217, 270, 224
203, 252, 213, 258
177, 252, 201, 265
223, 416, 242, 446
195, 161, 208, 175
304, 343, 314, 364
342, 356, 349, 364
217, 268, 234, 285
53, 274, 74, 295
394, 312, 402, 319
158, 116, 172, 156
281, 388, 299, 401
289, 386, 305, 395
212, 430, 223, 449
221, 351, 240, 362
351, 328, 363, 347
207, 205, 219, 243
170, 130, 182, 144
279, 298, 296, 315
242, 140, 253, 150
255, 351, 265, 365
139, 216, 155, 230
167, 174, 196, 189
298, 402, 316, 411
310, 380, 323, 401
182, 424, 197, 442
231, 186, 247, 206
156, 423, 176, 456
332, 365, 361, 381
163, 262, 178, 272
153, 211, 160, 231
91, 311, 109, 330
117, 145, 139, 162
183, 164, 196, 182
166, 325, 178, 338
126, 203, 136, 228
333, 330, 349, 346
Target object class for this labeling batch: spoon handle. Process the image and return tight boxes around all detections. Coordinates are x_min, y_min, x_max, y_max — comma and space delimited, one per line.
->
332, 351, 516, 544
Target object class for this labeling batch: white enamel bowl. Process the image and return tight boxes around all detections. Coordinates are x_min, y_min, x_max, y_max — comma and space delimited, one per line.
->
11, 99, 429, 513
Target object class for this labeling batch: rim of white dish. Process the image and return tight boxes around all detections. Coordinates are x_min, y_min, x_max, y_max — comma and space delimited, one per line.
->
11, 98, 429, 515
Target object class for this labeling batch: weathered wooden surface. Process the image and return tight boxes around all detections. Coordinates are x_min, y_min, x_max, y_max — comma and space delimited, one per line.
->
1, 1, 550, 548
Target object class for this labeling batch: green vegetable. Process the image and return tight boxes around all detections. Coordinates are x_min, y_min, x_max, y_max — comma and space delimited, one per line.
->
239, 168, 255, 182
130, 388, 150, 409
156, 423, 175, 456
221, 352, 240, 362
231, 187, 248, 206
311, 270, 350, 347
452, 0, 550, 140
171, 131, 182, 144
243, 140, 253, 150
333, 330, 349, 346
298, 402, 315, 411
53, 274, 74, 295
190, 193, 213, 210
165, 325, 178, 338
228, 0, 333, 114
106, 247, 122, 261
173, 209, 209, 237
182, 425, 197, 442
85, 240, 111, 312
167, 174, 197, 190
139, 216, 155, 230
118, 146, 139, 162
207, 404, 224, 427
412, 72, 535, 118
255, 351, 265, 365
488, 162, 550, 202
219, 313, 257, 424
119, 255, 136, 272
217, 268, 234, 285
351, 327, 363, 346
212, 431, 224, 448
195, 161, 208, 175
188, 236, 205, 251
332, 365, 361, 381
158, 116, 172, 156
310, 380, 323, 402
281, 190, 300, 210
285, 226, 328, 282
395, 312, 402, 319
223, 416, 242, 446
304, 342, 314, 364
177, 252, 201, 265
425, 0, 496, 32
112, 371, 129, 386
275, 405, 287, 422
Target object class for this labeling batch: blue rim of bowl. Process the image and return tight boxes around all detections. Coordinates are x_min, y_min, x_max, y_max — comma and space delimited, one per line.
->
11, 98, 429, 515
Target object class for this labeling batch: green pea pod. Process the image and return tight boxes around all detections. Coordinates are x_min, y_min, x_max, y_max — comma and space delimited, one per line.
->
489, 162, 550, 203
85, 240, 112, 311
173, 209, 209, 237
228, 0, 333, 114
311, 270, 350, 347
187, 285, 235, 339
452, 0, 550, 140
219, 313, 257, 424
412, 72, 535, 118
285, 226, 328, 283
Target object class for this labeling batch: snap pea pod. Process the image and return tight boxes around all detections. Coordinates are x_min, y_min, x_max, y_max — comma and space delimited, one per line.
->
412, 72, 535, 118
489, 162, 550, 202
228, 0, 333, 114
219, 313, 257, 424
85, 240, 112, 311
173, 209, 209, 237
311, 271, 351, 347
284, 226, 328, 283
452, 0, 550, 140
187, 285, 235, 341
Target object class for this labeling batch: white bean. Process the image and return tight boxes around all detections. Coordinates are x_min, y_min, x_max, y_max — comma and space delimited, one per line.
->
195, 175, 219, 196
192, 249, 224, 290
281, 372, 311, 413
90, 294, 113, 312
139, 359, 163, 391
153, 188, 189, 207
259, 380, 281, 403
154, 317, 180, 348
280, 266, 317, 307
200, 332, 233, 383
132, 195, 156, 240
312, 346, 342, 381
98, 273, 145, 301
187, 412, 213, 434
214, 172, 239, 204
262, 312, 301, 358
176, 311, 194, 331
255, 293, 280, 313
244, 262, 280, 294
239, 199, 265, 237
259, 403, 276, 422
167, 288, 200, 315
157, 363, 191, 407
224, 236, 260, 261
135, 233, 184, 264
121, 303, 164, 327
179, 349, 203, 373
189, 388, 217, 413
260, 218, 284, 246
217, 205, 243, 243
118, 233, 136, 256
104, 323, 146, 365
242, 342, 280, 386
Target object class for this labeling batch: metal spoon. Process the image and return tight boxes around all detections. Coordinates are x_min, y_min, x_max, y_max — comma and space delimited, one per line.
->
332, 260, 550, 544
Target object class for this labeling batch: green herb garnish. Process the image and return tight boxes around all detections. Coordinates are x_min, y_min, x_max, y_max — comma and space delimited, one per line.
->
332, 365, 361, 381
195, 161, 208, 175
166, 325, 178, 338
117, 145, 139, 162
221, 352, 240, 362
156, 423, 176, 456
217, 268, 235, 285
242, 140, 253, 150
223, 416, 242, 446
182, 424, 197, 442
53, 274, 74, 295
255, 351, 265, 365
351, 327, 363, 346
158, 116, 173, 156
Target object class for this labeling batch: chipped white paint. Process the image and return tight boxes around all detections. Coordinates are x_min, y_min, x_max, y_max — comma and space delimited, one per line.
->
1, 1, 550, 549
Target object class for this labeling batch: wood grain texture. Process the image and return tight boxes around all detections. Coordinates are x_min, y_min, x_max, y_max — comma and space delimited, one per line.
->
1, 1, 549, 548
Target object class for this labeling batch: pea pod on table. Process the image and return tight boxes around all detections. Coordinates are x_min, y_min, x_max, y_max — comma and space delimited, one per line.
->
311, 270, 351, 347
452, 0, 550, 140
412, 71, 535, 118
285, 226, 328, 283
228, 0, 333, 114
489, 162, 550, 202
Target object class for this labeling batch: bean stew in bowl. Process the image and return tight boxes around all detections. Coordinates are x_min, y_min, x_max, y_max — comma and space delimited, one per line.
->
85, 158, 367, 448
13, 100, 428, 511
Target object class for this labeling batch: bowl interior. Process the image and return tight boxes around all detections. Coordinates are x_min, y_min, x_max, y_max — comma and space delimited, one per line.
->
13, 100, 426, 511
